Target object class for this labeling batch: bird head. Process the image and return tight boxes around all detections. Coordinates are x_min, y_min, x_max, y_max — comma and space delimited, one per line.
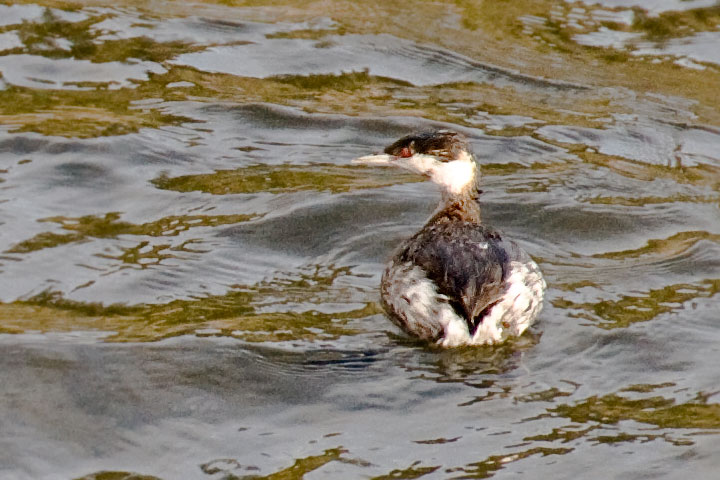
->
353, 130, 478, 196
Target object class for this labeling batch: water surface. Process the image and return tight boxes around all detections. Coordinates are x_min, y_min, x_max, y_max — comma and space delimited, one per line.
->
1, 1, 719, 479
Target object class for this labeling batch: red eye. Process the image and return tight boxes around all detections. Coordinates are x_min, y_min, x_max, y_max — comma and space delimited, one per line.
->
399, 147, 412, 158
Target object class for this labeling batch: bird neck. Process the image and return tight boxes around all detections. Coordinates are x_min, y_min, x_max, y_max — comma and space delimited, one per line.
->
430, 186, 483, 225
428, 151, 482, 223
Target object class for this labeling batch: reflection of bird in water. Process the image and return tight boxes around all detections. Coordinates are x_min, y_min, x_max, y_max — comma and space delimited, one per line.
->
354, 130, 545, 347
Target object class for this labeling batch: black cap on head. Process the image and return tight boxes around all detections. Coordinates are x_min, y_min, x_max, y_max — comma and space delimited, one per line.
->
384, 130, 470, 161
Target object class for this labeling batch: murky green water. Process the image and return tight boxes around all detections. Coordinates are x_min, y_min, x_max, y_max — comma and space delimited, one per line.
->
1, 0, 720, 478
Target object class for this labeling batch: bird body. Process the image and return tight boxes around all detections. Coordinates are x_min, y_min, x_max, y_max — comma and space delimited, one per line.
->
354, 131, 545, 347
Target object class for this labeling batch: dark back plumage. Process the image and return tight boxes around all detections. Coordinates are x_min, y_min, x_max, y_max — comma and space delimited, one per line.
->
396, 218, 530, 336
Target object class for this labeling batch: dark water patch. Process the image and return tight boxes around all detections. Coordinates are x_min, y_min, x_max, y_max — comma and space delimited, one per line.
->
53, 161, 113, 187
475, 134, 567, 166
221, 190, 430, 260
172, 33, 588, 90
481, 161, 569, 176
485, 200, 661, 255
593, 230, 720, 260
0, 335, 350, 468
200, 102, 422, 143
398, 331, 542, 387
301, 348, 384, 371
235, 344, 390, 380
0, 133, 50, 154
272, 70, 413, 90
413, 436, 461, 445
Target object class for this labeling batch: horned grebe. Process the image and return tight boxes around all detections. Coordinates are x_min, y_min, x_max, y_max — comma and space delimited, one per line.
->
354, 130, 545, 347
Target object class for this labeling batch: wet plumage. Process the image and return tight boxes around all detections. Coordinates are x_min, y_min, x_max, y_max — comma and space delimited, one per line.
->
354, 130, 545, 347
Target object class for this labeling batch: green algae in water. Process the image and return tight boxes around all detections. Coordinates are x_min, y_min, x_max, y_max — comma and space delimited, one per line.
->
586, 193, 720, 207
515, 386, 576, 403
272, 70, 413, 90
0, 265, 379, 342
0, 290, 374, 342
73, 472, 163, 480
0, 8, 201, 137
523, 425, 599, 444
12, 8, 200, 62
96, 239, 206, 270
632, 6, 720, 41
265, 26, 346, 40
621, 382, 676, 393
151, 164, 422, 195
550, 392, 720, 430
7, 0, 720, 128
552, 279, 720, 329
450, 447, 573, 479
525, 384, 712, 448
6, 212, 259, 254
7, 5, 709, 139
525, 425, 691, 447
370, 463, 440, 480
199, 448, 347, 479
79, 448, 349, 480
0, 83, 195, 138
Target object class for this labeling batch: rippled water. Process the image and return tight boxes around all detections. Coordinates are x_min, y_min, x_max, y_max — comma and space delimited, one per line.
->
1, 1, 719, 479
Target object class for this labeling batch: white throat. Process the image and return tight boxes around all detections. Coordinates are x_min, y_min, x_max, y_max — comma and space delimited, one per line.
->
430, 151, 476, 196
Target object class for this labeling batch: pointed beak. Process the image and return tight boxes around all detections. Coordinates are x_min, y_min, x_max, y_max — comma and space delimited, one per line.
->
352, 153, 395, 165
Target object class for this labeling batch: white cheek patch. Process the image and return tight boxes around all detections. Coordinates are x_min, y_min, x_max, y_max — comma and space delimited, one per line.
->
430, 159, 476, 195
404, 154, 441, 175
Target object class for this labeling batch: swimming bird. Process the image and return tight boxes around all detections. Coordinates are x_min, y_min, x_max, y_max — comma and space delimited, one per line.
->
354, 130, 545, 347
